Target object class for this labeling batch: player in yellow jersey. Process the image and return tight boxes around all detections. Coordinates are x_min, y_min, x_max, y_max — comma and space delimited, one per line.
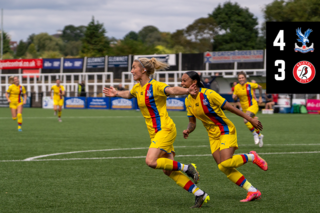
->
233, 72, 264, 147
5, 76, 27, 131
51, 79, 65, 122
103, 58, 210, 208
181, 71, 268, 202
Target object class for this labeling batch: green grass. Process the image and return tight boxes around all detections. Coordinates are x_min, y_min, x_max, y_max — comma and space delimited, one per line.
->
0, 108, 319, 213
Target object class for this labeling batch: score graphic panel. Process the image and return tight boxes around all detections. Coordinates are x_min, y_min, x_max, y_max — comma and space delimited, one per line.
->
266, 22, 320, 93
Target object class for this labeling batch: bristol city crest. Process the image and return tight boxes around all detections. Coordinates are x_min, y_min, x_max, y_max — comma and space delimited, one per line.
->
293, 61, 316, 84
294, 28, 314, 53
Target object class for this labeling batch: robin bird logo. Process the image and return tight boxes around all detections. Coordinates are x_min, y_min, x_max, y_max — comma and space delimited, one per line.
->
299, 66, 308, 79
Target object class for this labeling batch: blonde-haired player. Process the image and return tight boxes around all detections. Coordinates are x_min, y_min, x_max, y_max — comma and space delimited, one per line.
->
104, 57, 210, 208
5, 76, 27, 131
233, 72, 264, 147
51, 79, 65, 122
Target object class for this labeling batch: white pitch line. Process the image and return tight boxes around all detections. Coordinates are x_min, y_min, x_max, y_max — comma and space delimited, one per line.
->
0, 114, 312, 120
23, 145, 209, 161
23, 143, 320, 161
1, 151, 320, 163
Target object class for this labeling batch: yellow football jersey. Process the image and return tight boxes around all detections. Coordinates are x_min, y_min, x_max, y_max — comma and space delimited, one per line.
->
51, 85, 65, 100
233, 82, 258, 109
7, 84, 26, 103
185, 88, 236, 135
130, 79, 174, 135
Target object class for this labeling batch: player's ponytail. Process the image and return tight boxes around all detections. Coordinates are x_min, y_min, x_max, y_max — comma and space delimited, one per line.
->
134, 57, 169, 76
185, 71, 205, 88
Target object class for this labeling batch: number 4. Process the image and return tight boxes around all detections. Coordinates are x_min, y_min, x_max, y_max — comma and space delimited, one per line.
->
273, 30, 286, 51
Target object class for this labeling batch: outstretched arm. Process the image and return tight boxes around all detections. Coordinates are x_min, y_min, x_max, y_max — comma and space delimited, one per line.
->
103, 86, 133, 99
165, 84, 197, 96
209, 76, 216, 84
183, 116, 197, 139
223, 101, 263, 130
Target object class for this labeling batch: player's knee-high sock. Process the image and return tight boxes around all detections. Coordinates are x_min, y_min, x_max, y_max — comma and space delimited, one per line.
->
169, 171, 204, 196
58, 111, 62, 118
255, 128, 261, 136
17, 113, 22, 127
12, 117, 17, 120
156, 158, 188, 171
245, 122, 255, 134
220, 154, 254, 169
218, 165, 257, 192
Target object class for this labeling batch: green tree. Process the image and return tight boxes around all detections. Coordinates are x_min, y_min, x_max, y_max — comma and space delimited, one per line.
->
80, 17, 110, 57
15, 40, 27, 58
1, 31, 12, 54
61, 25, 86, 43
264, 0, 320, 22
171, 29, 196, 53
111, 39, 156, 56
33, 33, 63, 52
124, 31, 139, 41
138, 26, 160, 44
209, 2, 261, 50
63, 41, 82, 56
185, 17, 218, 52
40, 51, 63, 58
26, 43, 37, 58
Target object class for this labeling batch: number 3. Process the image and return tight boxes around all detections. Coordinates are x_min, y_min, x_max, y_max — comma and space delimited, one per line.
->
275, 60, 285, 81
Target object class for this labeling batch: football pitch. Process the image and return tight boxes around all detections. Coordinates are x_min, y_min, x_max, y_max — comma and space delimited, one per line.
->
0, 108, 319, 213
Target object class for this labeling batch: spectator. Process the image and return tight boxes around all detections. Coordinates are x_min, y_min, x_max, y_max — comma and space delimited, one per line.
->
118, 84, 125, 91
198, 72, 220, 92
78, 81, 86, 97
265, 93, 273, 109
265, 94, 279, 109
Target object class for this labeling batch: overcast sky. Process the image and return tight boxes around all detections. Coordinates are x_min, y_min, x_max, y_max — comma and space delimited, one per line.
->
2, 0, 273, 42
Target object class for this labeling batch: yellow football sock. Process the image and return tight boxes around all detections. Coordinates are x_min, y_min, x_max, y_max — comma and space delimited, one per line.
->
17, 113, 22, 126
155, 158, 185, 171
255, 128, 261, 136
169, 171, 199, 194
220, 154, 250, 169
245, 122, 255, 132
12, 117, 17, 120
218, 164, 252, 189
58, 111, 62, 118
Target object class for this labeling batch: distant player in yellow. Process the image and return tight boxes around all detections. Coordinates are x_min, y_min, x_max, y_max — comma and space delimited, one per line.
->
51, 79, 65, 122
233, 72, 264, 147
5, 76, 27, 131
103, 58, 210, 208
181, 71, 268, 202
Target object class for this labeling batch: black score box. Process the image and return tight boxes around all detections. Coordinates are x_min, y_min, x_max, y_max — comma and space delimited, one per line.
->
266, 22, 320, 93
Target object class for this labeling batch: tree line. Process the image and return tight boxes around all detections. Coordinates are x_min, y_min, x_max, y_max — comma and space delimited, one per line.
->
1, 0, 319, 59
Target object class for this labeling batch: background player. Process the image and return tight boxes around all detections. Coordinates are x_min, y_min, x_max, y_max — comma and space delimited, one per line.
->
5, 76, 27, 131
181, 71, 267, 202
233, 72, 264, 147
51, 79, 65, 122
103, 58, 210, 208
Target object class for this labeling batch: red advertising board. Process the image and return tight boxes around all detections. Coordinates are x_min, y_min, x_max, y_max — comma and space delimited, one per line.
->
0, 59, 43, 69
306, 99, 320, 114
23, 69, 40, 78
